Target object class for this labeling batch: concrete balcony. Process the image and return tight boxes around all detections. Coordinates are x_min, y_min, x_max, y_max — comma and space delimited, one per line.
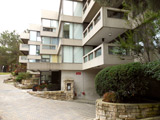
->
27, 63, 82, 71
19, 44, 29, 55
40, 44, 57, 54
82, 0, 100, 22
83, 43, 133, 70
40, 26, 58, 37
27, 55, 41, 60
83, 7, 131, 46
20, 33, 29, 44
19, 56, 28, 63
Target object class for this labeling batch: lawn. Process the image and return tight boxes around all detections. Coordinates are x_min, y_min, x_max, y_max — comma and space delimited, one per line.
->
0, 72, 10, 75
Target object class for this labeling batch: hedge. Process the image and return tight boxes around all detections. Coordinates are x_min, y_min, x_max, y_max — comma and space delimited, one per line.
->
95, 62, 149, 102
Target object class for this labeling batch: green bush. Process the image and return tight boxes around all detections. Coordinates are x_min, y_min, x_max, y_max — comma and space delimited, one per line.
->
15, 72, 31, 83
95, 62, 149, 102
144, 60, 160, 81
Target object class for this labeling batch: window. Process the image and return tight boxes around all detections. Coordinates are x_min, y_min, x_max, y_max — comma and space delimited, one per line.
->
63, 46, 83, 63
30, 31, 41, 41
29, 59, 40, 63
29, 45, 40, 55
41, 55, 50, 62
74, 24, 83, 39
94, 13, 101, 25
30, 31, 37, 41
89, 53, 93, 60
74, 47, 83, 63
63, 0, 82, 17
88, 23, 93, 32
107, 10, 125, 19
63, 46, 73, 63
43, 27, 56, 32
84, 46, 93, 55
73, 2, 83, 17
42, 45, 56, 50
95, 48, 101, 57
84, 56, 88, 63
42, 37, 59, 45
63, 22, 83, 40
63, 0, 73, 16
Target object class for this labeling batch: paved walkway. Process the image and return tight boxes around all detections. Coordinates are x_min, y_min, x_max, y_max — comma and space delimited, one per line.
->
0, 75, 95, 120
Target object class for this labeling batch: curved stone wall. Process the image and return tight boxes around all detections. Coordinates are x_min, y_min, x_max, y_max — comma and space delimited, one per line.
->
96, 99, 160, 120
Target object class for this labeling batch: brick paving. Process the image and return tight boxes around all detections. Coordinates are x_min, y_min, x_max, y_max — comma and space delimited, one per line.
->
0, 75, 95, 120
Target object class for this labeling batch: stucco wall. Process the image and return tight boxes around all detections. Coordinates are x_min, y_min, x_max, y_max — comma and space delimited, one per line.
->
61, 69, 100, 100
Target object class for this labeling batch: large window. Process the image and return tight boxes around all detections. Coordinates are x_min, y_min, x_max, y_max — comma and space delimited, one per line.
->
84, 46, 93, 55
63, 0, 82, 17
41, 55, 51, 62
63, 22, 83, 40
42, 37, 59, 45
63, 46, 73, 63
30, 31, 41, 41
29, 45, 40, 55
63, 46, 83, 63
74, 47, 83, 63
42, 19, 58, 28
42, 19, 58, 32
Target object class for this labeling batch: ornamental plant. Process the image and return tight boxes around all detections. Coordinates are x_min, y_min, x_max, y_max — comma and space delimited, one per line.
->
95, 62, 149, 102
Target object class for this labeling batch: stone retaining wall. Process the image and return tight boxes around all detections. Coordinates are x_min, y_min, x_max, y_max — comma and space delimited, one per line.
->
28, 91, 73, 101
96, 99, 160, 120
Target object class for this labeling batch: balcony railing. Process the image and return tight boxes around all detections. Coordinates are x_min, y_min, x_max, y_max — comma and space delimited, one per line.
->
82, 7, 130, 45
83, 43, 133, 70
42, 44, 57, 50
20, 44, 29, 52
83, 0, 91, 14
83, 7, 129, 39
19, 56, 28, 63
83, 44, 103, 63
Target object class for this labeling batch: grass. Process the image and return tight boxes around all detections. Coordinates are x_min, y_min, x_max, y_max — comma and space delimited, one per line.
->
0, 72, 10, 75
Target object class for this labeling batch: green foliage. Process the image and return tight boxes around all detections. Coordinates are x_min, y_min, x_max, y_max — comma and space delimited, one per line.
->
0, 30, 21, 71
15, 72, 31, 83
95, 63, 149, 102
145, 61, 160, 81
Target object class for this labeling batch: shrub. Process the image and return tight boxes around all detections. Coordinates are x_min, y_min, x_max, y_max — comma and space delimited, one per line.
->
15, 72, 31, 83
144, 60, 160, 81
95, 62, 149, 102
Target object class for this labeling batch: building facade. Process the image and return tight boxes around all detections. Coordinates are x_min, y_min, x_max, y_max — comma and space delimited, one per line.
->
19, 0, 133, 100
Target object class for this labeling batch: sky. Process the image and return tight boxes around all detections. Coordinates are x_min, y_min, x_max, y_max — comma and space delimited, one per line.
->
0, 0, 60, 34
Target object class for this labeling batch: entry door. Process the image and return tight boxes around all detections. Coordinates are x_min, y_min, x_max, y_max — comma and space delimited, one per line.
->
51, 71, 61, 90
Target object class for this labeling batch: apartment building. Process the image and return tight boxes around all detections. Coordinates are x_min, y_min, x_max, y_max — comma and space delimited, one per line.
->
19, 0, 133, 100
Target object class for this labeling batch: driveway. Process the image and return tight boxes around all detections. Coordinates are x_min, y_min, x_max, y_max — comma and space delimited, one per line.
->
0, 75, 95, 120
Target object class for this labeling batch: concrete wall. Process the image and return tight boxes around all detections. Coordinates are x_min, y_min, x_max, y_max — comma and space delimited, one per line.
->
61, 69, 100, 101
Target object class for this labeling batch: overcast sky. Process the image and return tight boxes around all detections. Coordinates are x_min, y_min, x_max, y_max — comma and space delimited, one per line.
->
0, 0, 60, 34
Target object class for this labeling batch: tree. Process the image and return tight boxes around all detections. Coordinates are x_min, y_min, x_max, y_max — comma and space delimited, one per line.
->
0, 30, 22, 71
